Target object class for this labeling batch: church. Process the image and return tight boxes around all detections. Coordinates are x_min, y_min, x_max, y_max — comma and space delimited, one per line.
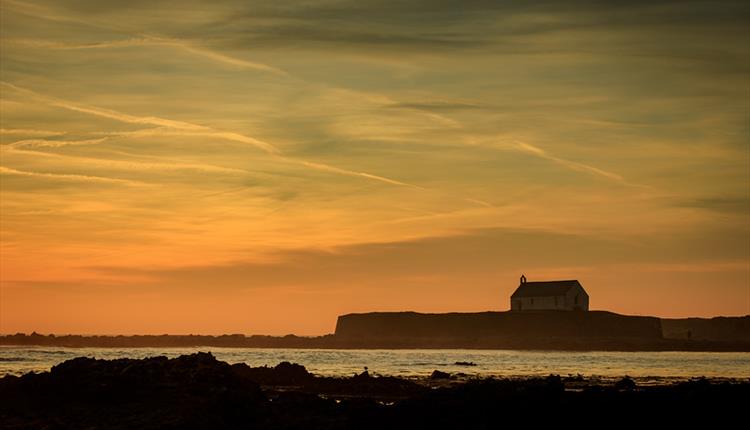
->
510, 275, 589, 311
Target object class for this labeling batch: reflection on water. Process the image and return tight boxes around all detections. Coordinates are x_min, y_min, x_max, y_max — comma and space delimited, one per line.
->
1, 346, 749, 381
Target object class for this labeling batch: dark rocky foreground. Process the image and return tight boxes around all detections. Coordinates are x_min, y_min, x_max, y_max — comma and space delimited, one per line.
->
1, 353, 747, 429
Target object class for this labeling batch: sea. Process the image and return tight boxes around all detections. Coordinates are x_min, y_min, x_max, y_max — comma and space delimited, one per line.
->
1, 347, 749, 383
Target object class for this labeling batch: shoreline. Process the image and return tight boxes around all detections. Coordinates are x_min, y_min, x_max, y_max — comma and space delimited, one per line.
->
4, 342, 750, 352
2, 336, 749, 352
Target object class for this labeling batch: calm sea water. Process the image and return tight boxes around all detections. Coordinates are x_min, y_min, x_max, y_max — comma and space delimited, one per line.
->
1, 347, 749, 382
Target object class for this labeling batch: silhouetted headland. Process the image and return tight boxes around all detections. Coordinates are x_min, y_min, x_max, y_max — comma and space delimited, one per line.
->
2, 312, 749, 351
1, 352, 747, 428
335, 310, 662, 346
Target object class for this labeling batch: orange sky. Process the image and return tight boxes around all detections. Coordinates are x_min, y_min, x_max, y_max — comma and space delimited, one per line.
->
1, 0, 749, 335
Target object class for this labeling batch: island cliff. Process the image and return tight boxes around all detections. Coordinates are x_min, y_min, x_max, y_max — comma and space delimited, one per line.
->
334, 310, 663, 349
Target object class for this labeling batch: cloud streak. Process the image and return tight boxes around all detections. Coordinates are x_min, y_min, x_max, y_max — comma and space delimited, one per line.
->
8, 137, 108, 148
511, 141, 646, 188
0, 128, 65, 137
0, 166, 148, 186
296, 160, 424, 189
98, 128, 278, 153
4, 37, 288, 76
3, 147, 251, 175
1, 81, 279, 153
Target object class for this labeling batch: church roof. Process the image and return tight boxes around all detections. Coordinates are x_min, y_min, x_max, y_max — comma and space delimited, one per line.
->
511, 280, 584, 298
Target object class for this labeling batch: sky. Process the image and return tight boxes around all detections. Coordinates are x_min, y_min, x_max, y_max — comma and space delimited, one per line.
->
0, 0, 748, 335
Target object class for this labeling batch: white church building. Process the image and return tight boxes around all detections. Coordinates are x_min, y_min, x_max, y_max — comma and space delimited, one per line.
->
510, 275, 589, 311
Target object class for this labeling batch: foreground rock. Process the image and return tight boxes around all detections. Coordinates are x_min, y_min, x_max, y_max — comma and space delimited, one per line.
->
0, 352, 265, 429
1, 353, 748, 429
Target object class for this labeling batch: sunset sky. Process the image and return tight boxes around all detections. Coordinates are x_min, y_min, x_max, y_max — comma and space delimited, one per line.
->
1, 0, 748, 335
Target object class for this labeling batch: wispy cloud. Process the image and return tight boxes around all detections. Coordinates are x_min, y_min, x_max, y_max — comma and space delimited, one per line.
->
511, 140, 647, 188
3, 147, 251, 175
4, 37, 288, 76
98, 128, 279, 153
3, 38, 156, 50
0, 166, 148, 186
176, 42, 287, 76
0, 128, 65, 137
1, 82, 279, 154
464, 198, 493, 208
8, 137, 108, 148
296, 160, 424, 189
2, 82, 205, 130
